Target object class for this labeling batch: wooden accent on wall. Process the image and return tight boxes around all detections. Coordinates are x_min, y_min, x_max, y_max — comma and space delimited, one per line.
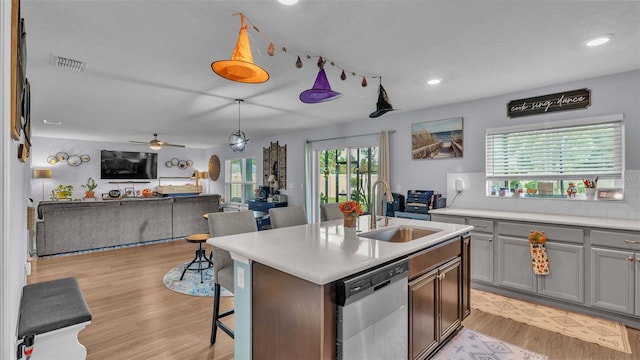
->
252, 262, 335, 360
263, 141, 286, 189
10, 0, 21, 140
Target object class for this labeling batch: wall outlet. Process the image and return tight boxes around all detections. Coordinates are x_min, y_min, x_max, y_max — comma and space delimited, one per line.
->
25, 261, 31, 276
455, 179, 464, 193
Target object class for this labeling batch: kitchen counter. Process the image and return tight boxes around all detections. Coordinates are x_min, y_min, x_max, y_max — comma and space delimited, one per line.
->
207, 215, 472, 285
430, 208, 640, 232
206, 215, 472, 360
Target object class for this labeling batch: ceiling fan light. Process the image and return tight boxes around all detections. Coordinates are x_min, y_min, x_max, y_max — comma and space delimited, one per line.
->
149, 144, 162, 151
585, 33, 614, 47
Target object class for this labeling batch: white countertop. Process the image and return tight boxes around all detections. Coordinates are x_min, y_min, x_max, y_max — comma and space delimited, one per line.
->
430, 208, 640, 232
207, 215, 472, 285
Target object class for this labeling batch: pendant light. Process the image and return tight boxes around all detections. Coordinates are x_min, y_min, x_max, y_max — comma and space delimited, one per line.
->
229, 99, 249, 152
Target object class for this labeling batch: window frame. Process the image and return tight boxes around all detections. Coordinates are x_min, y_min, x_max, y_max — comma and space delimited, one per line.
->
225, 157, 256, 205
485, 114, 625, 199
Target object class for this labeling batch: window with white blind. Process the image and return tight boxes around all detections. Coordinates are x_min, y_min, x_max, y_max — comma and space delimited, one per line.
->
486, 114, 624, 199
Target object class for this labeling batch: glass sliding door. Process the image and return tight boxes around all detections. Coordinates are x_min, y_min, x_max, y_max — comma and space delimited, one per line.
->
317, 146, 378, 215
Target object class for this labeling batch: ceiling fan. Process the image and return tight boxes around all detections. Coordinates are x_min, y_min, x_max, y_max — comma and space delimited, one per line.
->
130, 133, 186, 150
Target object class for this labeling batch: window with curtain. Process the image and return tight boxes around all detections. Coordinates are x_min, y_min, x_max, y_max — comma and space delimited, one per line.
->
485, 114, 624, 199
225, 157, 256, 204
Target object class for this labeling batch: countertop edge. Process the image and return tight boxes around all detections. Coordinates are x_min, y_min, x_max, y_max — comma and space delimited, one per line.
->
430, 208, 640, 231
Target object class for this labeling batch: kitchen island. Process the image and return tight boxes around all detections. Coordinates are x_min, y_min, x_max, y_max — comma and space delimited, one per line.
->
207, 215, 472, 359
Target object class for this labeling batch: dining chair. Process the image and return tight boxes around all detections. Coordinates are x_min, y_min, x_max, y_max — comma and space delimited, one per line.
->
320, 202, 343, 222
268, 206, 308, 229
207, 210, 258, 345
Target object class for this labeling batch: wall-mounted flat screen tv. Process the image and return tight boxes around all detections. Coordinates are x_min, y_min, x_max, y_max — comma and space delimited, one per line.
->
101, 150, 158, 180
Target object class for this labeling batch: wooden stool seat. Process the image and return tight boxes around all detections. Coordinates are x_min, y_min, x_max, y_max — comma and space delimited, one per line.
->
186, 233, 209, 243
180, 233, 213, 283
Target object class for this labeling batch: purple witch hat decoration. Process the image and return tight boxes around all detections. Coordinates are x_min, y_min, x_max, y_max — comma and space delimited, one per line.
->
299, 69, 342, 104
369, 84, 395, 118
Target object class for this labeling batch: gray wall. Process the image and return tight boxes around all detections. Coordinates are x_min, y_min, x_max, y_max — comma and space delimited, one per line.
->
206, 70, 640, 216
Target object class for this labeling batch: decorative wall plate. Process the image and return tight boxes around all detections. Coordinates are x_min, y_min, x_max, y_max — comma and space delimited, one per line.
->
67, 155, 82, 167
165, 160, 173, 168
186, 160, 193, 167
80, 154, 90, 162
55, 152, 69, 161
208, 154, 220, 181
178, 160, 187, 169
171, 158, 179, 166
47, 155, 58, 164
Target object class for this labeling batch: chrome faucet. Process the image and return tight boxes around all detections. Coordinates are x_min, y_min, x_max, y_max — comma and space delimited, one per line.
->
370, 180, 394, 229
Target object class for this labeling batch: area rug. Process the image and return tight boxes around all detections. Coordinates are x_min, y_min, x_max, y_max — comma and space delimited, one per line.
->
162, 261, 233, 297
432, 328, 548, 360
471, 289, 631, 354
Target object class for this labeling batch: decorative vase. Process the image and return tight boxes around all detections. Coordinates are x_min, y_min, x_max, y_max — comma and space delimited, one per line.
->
585, 188, 597, 200
84, 191, 95, 199
343, 213, 357, 228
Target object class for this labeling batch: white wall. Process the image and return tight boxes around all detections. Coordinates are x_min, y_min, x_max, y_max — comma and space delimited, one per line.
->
30, 137, 210, 207
207, 70, 640, 219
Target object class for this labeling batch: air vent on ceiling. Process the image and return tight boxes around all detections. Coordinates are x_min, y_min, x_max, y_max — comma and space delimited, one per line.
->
49, 54, 87, 72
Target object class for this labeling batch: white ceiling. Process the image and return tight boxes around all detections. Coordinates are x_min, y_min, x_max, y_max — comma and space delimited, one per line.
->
21, 0, 640, 149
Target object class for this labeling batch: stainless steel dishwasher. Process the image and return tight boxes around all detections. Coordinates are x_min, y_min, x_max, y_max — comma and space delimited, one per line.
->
336, 258, 409, 360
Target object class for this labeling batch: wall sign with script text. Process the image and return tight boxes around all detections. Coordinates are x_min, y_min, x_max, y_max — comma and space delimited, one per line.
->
507, 88, 591, 118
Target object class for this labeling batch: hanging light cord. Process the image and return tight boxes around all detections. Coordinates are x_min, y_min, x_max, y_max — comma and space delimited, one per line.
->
235, 98, 244, 132
235, 12, 382, 84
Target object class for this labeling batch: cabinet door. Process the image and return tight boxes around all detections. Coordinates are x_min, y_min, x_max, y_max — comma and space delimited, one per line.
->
590, 247, 635, 315
439, 258, 462, 341
496, 236, 536, 292
538, 242, 584, 303
409, 269, 438, 360
470, 232, 493, 284
462, 236, 471, 319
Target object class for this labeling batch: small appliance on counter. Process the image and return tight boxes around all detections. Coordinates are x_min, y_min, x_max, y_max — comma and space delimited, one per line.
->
256, 185, 271, 202
272, 194, 287, 203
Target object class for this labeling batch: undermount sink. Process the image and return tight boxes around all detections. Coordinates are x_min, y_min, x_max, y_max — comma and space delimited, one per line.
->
359, 226, 441, 243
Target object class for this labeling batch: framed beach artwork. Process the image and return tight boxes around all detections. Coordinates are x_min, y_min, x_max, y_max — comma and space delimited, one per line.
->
411, 117, 464, 159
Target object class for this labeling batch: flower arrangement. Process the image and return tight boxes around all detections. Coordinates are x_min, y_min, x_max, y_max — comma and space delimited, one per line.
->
339, 201, 364, 216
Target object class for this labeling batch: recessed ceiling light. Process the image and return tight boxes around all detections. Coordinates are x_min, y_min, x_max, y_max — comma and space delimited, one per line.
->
278, 0, 299, 5
427, 79, 441, 85
43, 119, 62, 125
585, 34, 614, 47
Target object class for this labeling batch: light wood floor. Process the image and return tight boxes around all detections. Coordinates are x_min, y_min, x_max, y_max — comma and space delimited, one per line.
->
30, 241, 640, 360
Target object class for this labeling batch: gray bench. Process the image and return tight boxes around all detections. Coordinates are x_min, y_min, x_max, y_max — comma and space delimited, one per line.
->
18, 277, 92, 359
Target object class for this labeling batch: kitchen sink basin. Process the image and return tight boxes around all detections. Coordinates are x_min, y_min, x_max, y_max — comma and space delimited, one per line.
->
359, 226, 441, 243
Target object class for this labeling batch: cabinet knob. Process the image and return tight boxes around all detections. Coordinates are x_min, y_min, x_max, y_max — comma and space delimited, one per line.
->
624, 239, 638, 244
637, 257, 640, 263
629, 256, 634, 262
474, 224, 487, 228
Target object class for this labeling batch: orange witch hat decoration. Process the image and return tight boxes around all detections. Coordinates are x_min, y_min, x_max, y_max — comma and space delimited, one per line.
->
211, 13, 270, 84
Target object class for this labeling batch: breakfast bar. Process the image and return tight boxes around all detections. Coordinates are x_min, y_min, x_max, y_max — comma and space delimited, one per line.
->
207, 215, 472, 359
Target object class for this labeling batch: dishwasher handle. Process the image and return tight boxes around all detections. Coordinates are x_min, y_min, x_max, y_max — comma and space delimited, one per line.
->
336, 259, 408, 306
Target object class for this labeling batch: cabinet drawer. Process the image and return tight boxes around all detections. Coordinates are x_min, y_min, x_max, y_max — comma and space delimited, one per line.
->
409, 238, 460, 279
430, 215, 466, 225
498, 222, 584, 244
468, 218, 493, 233
590, 229, 640, 250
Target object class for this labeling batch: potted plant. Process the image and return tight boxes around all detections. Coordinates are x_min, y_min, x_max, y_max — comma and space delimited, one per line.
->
81, 177, 98, 198
51, 184, 74, 200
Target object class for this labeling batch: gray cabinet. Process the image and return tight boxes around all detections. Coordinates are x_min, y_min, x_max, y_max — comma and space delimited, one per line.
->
589, 230, 640, 316
468, 218, 494, 284
590, 247, 635, 315
496, 223, 585, 303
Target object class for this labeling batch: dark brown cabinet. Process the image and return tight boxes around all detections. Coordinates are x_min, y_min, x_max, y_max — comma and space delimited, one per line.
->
461, 236, 471, 318
408, 238, 463, 360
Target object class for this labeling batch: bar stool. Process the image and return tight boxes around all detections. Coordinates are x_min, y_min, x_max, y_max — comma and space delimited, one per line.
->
180, 233, 214, 283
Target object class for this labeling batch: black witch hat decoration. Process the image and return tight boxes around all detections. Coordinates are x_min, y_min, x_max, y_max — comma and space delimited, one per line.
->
369, 83, 395, 118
